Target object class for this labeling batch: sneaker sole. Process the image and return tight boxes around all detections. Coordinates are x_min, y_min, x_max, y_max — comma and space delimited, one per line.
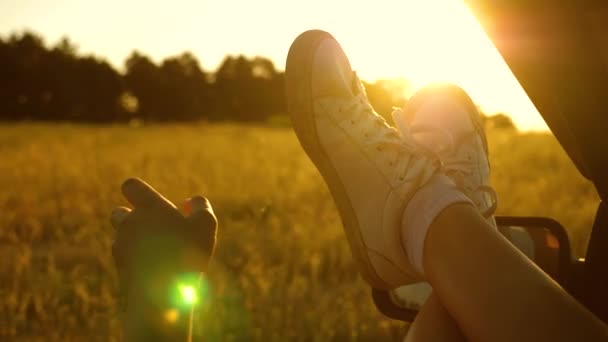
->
286, 30, 392, 290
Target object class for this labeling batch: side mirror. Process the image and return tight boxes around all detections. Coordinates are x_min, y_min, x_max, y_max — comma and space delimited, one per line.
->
372, 216, 572, 322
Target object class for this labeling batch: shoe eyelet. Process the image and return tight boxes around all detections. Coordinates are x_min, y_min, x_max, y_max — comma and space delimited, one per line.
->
398, 176, 405, 181
350, 120, 355, 125
376, 146, 383, 151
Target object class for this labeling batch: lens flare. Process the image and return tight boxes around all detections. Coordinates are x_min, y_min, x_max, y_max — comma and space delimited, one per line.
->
164, 308, 180, 323
179, 285, 198, 305
169, 272, 210, 309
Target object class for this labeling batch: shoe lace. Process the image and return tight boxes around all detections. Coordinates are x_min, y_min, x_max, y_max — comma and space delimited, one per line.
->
336, 87, 440, 184
392, 108, 498, 217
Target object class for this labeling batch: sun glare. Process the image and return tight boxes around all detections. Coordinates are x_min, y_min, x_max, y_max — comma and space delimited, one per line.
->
316, 0, 546, 130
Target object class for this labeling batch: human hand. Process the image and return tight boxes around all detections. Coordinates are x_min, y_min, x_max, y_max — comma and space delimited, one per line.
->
110, 178, 217, 341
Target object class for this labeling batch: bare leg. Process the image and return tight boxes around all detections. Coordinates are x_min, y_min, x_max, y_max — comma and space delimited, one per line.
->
424, 203, 608, 342
405, 293, 466, 342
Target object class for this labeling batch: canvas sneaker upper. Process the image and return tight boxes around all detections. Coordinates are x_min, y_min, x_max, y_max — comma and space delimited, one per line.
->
287, 31, 472, 288
393, 92, 498, 224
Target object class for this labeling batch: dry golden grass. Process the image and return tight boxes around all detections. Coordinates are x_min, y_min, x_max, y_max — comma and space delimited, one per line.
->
0, 123, 598, 341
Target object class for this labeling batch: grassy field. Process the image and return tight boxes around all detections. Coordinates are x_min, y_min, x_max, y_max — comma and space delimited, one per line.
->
0, 122, 598, 341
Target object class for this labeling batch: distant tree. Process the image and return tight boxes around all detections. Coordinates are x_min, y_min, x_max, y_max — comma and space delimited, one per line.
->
213, 55, 283, 122
363, 79, 410, 123
158, 52, 210, 121
0, 32, 48, 120
55, 37, 78, 56
486, 113, 516, 130
124, 52, 163, 121
70, 56, 125, 121
0, 35, 14, 119
46, 38, 125, 121
124, 51, 211, 121
0, 32, 124, 122
250, 56, 285, 118
214, 55, 252, 120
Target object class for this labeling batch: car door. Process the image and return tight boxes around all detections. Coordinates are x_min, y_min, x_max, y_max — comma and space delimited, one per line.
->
466, 0, 608, 322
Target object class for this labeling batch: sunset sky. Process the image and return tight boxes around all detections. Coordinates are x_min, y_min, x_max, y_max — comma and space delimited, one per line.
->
0, 0, 548, 131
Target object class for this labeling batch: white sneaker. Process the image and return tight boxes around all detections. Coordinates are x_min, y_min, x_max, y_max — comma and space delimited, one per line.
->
393, 84, 497, 224
286, 31, 471, 289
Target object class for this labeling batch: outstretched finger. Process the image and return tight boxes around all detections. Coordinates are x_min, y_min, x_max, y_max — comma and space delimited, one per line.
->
121, 178, 177, 211
185, 196, 218, 258
183, 196, 213, 216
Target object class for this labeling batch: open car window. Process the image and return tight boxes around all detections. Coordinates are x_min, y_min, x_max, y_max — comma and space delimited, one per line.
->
486, 121, 598, 257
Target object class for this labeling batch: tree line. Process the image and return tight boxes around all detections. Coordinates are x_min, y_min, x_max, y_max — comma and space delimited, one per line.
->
0, 32, 409, 123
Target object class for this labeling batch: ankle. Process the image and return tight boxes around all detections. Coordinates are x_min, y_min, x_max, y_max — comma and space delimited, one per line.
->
401, 175, 473, 276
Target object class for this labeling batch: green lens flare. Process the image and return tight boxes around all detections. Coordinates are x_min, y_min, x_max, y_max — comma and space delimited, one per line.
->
169, 272, 210, 309
179, 284, 198, 305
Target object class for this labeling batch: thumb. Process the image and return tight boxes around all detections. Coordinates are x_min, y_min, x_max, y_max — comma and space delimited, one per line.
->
110, 206, 132, 229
